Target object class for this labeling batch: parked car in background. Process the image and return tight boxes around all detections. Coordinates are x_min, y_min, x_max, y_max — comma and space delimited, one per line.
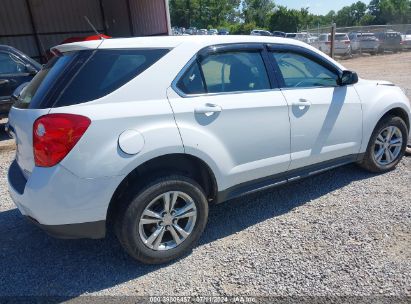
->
285, 33, 297, 39
197, 29, 208, 35
186, 27, 197, 35
7, 36, 410, 264
295, 32, 315, 44
348, 32, 379, 55
401, 34, 411, 50
208, 29, 218, 35
0, 45, 41, 118
318, 33, 351, 56
272, 31, 286, 37
250, 29, 272, 36
218, 29, 230, 35
375, 31, 402, 53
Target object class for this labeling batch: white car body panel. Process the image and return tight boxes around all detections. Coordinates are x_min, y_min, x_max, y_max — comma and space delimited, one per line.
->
167, 87, 291, 190
281, 85, 363, 169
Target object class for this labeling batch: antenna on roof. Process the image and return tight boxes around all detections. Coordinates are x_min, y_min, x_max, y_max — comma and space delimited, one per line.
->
84, 16, 105, 39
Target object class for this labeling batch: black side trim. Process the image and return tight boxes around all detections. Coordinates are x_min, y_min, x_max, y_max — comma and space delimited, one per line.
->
217, 153, 364, 203
8, 160, 27, 195
27, 217, 106, 239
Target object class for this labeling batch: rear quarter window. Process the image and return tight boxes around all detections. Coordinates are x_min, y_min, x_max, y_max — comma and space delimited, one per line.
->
55, 49, 169, 107
15, 48, 169, 109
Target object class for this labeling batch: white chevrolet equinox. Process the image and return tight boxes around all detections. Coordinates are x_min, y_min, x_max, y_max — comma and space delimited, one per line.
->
7, 36, 411, 264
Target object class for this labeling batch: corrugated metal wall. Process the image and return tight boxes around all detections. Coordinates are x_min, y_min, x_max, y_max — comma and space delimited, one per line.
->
129, 0, 168, 36
0, 0, 170, 62
0, 0, 38, 58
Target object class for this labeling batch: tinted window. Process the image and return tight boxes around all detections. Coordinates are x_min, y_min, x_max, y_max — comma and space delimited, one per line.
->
15, 49, 169, 109
177, 51, 271, 95
335, 34, 349, 41
319, 35, 328, 42
16, 52, 78, 109
200, 51, 270, 93
176, 61, 206, 94
272, 52, 338, 88
0, 52, 27, 74
56, 49, 169, 107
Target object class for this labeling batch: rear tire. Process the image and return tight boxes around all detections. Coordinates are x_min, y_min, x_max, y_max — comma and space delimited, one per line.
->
358, 115, 408, 173
115, 175, 208, 264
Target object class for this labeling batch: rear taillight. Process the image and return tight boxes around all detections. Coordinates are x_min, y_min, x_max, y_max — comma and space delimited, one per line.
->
344, 40, 350, 44
33, 114, 91, 167
325, 41, 331, 45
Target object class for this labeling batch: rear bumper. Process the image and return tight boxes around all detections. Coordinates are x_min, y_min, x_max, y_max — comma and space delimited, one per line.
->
8, 159, 124, 239
26, 216, 105, 239
334, 48, 351, 55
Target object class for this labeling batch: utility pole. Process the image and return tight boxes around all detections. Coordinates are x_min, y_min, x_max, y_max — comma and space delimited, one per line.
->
330, 23, 336, 58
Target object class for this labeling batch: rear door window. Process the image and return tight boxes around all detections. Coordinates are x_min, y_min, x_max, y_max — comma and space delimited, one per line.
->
177, 51, 271, 95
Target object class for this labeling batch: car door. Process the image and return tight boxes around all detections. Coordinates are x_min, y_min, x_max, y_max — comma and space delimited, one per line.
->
0, 50, 34, 109
167, 44, 291, 190
268, 45, 362, 170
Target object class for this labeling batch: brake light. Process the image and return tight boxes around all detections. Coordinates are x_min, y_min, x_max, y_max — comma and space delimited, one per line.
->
325, 41, 331, 45
33, 114, 91, 167
344, 40, 350, 44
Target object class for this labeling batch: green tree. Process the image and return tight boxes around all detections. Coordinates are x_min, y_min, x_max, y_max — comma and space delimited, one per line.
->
268, 6, 300, 32
243, 0, 275, 27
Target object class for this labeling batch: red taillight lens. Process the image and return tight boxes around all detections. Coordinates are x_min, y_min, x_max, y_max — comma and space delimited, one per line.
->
344, 40, 350, 44
33, 114, 91, 167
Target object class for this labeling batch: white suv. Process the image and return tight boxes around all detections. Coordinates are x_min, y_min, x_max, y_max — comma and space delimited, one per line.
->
7, 36, 411, 264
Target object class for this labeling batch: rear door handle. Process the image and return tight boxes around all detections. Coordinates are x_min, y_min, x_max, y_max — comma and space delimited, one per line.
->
292, 98, 311, 107
194, 103, 222, 116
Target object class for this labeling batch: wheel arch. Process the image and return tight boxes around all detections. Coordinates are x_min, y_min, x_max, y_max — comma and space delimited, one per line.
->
106, 153, 218, 225
379, 107, 410, 132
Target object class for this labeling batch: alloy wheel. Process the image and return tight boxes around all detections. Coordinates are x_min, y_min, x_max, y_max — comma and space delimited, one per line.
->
373, 126, 403, 165
138, 191, 197, 251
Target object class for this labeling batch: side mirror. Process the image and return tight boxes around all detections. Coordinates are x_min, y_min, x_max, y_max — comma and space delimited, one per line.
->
339, 70, 358, 86
25, 64, 38, 76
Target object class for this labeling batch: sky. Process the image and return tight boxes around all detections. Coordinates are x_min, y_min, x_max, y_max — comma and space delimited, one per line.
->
274, 0, 371, 15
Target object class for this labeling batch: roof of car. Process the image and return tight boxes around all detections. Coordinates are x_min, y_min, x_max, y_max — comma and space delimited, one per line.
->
54, 35, 311, 52
52, 35, 346, 71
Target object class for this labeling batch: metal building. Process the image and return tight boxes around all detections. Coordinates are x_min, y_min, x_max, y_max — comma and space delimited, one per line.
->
0, 0, 171, 62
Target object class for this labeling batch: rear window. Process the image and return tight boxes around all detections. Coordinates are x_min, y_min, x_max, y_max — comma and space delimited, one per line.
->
335, 34, 348, 41
15, 48, 169, 109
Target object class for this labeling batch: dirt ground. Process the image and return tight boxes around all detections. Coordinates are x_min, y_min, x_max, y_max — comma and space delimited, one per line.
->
339, 52, 411, 100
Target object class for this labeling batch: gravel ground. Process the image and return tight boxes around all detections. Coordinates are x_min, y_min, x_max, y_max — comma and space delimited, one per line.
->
340, 52, 411, 100
0, 53, 410, 300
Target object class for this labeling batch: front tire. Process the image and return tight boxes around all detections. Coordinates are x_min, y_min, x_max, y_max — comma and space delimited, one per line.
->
115, 175, 208, 264
358, 115, 408, 173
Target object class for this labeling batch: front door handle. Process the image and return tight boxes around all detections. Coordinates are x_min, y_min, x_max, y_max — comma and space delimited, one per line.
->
194, 103, 222, 116
0, 79, 10, 86
292, 98, 311, 108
